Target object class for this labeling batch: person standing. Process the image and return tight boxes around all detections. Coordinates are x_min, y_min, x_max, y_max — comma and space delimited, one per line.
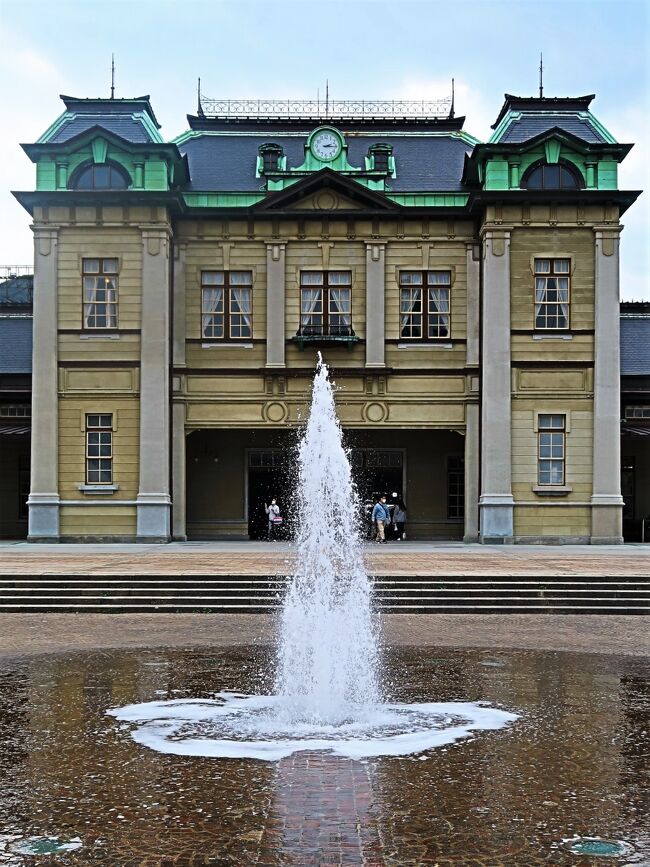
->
393, 498, 407, 541
264, 498, 281, 540
371, 495, 390, 543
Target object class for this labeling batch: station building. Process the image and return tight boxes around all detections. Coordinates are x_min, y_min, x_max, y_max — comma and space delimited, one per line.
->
9, 89, 642, 543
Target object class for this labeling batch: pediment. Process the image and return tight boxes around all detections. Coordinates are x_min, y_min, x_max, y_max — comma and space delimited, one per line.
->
293, 189, 365, 211
251, 168, 400, 212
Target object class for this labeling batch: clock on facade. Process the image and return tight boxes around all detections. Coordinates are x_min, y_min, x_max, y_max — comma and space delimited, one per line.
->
311, 130, 341, 161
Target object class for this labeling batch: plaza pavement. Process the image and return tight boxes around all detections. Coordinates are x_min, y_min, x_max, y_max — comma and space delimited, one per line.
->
0, 540, 649, 576
0, 612, 647, 659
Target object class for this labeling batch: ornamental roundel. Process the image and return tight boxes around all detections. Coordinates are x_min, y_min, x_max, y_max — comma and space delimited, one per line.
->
263, 401, 289, 424
362, 401, 388, 423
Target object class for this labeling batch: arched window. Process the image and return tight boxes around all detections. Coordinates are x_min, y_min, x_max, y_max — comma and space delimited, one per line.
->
70, 162, 131, 190
259, 144, 284, 174
522, 161, 583, 190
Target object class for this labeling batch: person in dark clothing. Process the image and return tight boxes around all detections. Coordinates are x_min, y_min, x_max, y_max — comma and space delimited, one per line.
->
393, 498, 407, 540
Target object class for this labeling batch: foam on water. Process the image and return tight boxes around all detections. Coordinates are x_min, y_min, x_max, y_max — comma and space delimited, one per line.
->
108, 693, 518, 761
108, 357, 519, 760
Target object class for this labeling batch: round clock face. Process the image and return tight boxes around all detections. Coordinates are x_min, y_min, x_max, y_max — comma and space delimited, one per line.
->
312, 130, 341, 160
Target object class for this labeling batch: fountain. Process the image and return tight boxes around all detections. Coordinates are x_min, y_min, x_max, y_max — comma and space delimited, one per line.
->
109, 357, 517, 759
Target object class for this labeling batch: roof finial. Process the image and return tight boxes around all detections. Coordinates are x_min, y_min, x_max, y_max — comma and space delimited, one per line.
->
450, 77, 455, 118
110, 53, 115, 99
197, 76, 202, 114
539, 51, 544, 99
325, 79, 329, 119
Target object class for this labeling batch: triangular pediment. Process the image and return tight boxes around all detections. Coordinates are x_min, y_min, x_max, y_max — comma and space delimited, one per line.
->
251, 168, 400, 212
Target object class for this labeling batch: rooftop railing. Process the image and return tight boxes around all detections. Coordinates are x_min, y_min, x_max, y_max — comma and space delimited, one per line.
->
198, 97, 454, 120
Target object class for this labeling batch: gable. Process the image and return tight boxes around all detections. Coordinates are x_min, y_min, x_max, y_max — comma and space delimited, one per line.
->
293, 190, 365, 211
251, 168, 400, 212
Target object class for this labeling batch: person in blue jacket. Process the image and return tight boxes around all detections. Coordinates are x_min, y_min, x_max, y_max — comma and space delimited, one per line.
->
371, 495, 391, 543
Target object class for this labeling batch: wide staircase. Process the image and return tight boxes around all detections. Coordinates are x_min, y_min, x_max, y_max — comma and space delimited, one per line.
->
0, 574, 648, 613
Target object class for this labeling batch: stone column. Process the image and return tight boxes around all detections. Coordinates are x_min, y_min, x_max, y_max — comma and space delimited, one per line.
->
365, 242, 386, 367
136, 226, 172, 541
479, 228, 514, 542
171, 400, 186, 541
591, 227, 624, 543
266, 243, 286, 368
463, 401, 480, 542
28, 227, 60, 540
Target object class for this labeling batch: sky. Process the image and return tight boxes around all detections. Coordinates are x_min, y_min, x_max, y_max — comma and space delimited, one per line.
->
0, 0, 648, 299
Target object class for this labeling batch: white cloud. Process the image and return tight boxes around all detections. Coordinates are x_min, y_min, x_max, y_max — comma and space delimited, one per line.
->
391, 76, 497, 140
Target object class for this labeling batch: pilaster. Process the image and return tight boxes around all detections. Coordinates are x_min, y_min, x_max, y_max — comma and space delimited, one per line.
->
172, 241, 187, 368
591, 227, 624, 543
463, 402, 480, 542
136, 225, 172, 541
365, 242, 386, 367
479, 228, 514, 542
465, 242, 480, 367
28, 226, 60, 540
266, 242, 286, 368
171, 401, 186, 541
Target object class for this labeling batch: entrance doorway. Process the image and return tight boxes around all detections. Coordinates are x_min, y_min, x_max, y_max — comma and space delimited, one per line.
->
247, 450, 296, 540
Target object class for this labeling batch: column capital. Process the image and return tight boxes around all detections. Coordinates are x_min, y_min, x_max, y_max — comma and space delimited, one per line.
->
139, 224, 173, 240
480, 225, 513, 240
592, 225, 623, 238
31, 226, 59, 239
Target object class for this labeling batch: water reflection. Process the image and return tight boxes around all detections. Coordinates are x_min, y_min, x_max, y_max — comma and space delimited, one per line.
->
0, 647, 647, 865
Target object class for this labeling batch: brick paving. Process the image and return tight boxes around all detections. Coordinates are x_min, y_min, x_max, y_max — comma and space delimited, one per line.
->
0, 612, 647, 658
0, 540, 648, 576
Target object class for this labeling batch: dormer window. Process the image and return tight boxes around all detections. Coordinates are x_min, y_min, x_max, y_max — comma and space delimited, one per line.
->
70, 161, 131, 190
522, 161, 583, 190
368, 143, 392, 173
259, 143, 284, 174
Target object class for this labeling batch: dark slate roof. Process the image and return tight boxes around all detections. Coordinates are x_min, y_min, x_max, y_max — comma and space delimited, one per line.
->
498, 113, 606, 144
0, 317, 32, 373
179, 133, 473, 192
0, 276, 33, 307
49, 115, 154, 144
621, 316, 650, 375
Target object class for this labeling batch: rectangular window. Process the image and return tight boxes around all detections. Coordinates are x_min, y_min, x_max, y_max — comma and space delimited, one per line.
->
0, 405, 31, 418
85, 414, 113, 484
201, 271, 253, 340
534, 258, 570, 330
447, 455, 465, 518
400, 271, 451, 340
83, 258, 118, 329
300, 271, 352, 336
538, 414, 566, 485
624, 406, 650, 419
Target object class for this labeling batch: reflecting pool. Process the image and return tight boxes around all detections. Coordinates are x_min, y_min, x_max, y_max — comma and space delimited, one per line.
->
0, 646, 648, 866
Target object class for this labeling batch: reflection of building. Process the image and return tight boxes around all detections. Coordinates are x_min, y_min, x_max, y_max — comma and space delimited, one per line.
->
620, 302, 650, 540
0, 273, 32, 537
10, 90, 643, 542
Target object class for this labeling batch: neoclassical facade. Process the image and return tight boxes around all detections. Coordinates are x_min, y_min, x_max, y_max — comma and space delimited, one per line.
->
13, 91, 640, 542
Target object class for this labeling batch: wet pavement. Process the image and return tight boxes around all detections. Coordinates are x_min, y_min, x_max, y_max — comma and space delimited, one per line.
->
0, 645, 648, 866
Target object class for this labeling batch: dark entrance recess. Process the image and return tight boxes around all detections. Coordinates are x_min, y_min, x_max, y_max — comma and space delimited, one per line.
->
247, 450, 297, 540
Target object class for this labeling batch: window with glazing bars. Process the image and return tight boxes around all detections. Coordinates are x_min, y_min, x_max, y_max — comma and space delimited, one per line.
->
447, 455, 465, 518
86, 414, 113, 484
300, 271, 352, 336
534, 258, 570, 329
82, 258, 118, 329
625, 406, 650, 419
201, 271, 253, 340
400, 271, 451, 340
538, 415, 566, 485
